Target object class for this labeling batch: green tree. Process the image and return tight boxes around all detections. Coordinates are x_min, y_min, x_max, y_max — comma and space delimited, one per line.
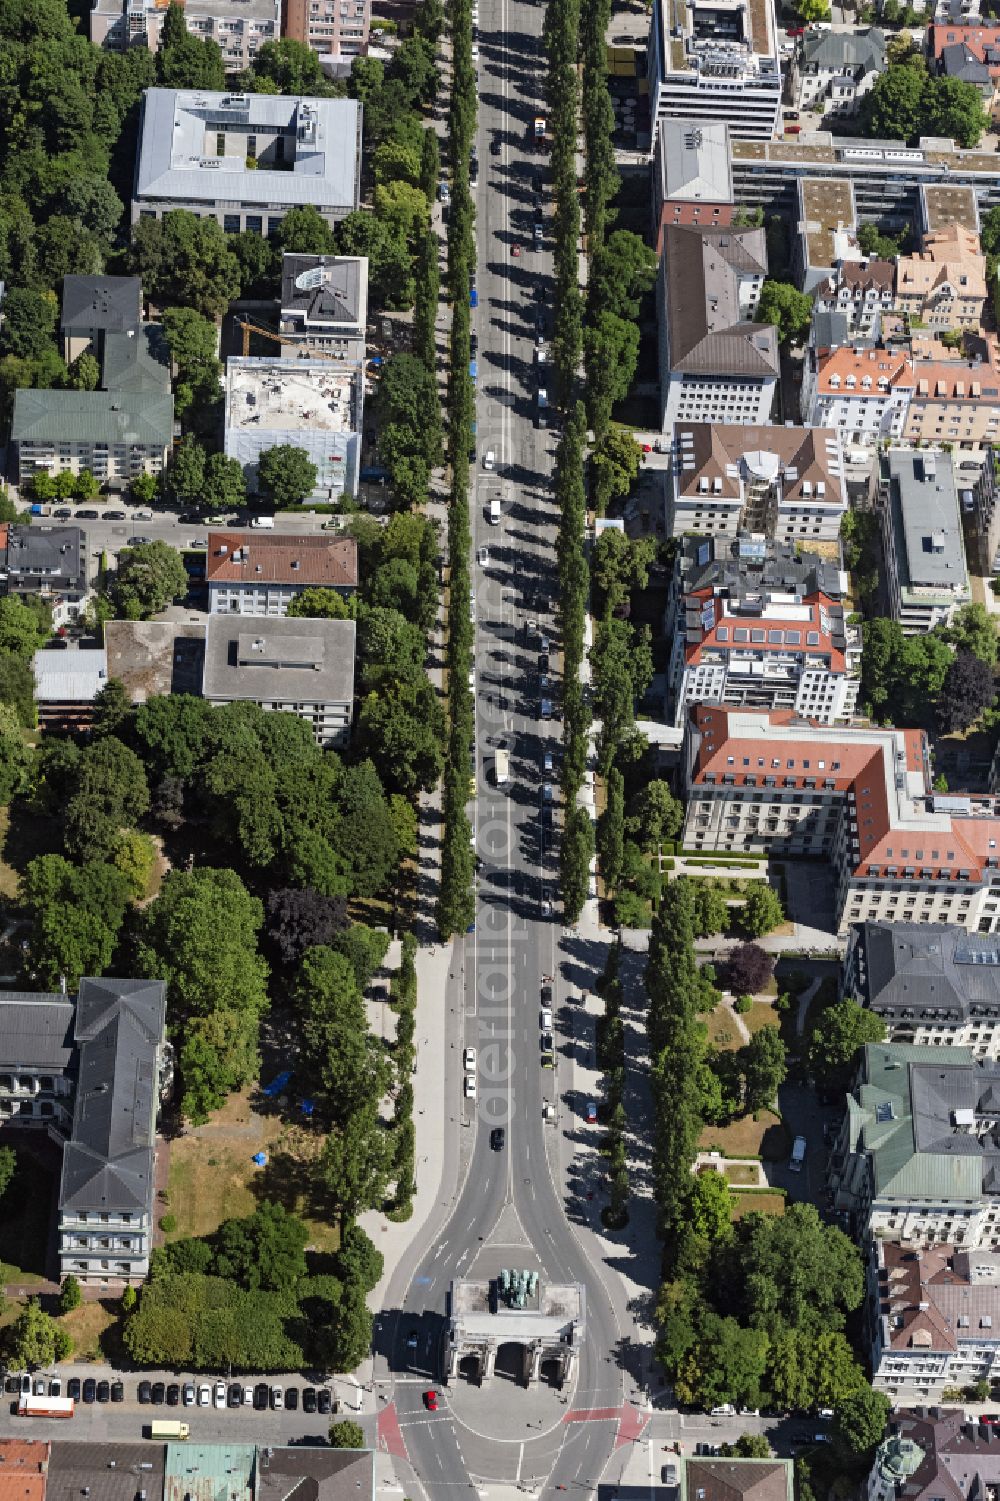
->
7, 1299, 70, 1367
688, 1169, 734, 1244
808, 996, 887, 1093
214, 1201, 309, 1291
65, 736, 150, 863
727, 1435, 773, 1459
924, 74, 989, 147
162, 305, 221, 412
275, 206, 336, 256
331, 759, 401, 897
256, 444, 318, 507
0, 1146, 15, 1202
287, 588, 354, 621
692, 884, 731, 938
0, 702, 33, 802
833, 1387, 891, 1458
320, 1102, 391, 1231
628, 780, 684, 851
111, 541, 189, 619
939, 602, 998, 665
591, 427, 642, 514
246, 37, 334, 94
113, 829, 158, 901
598, 766, 626, 893
740, 884, 784, 937
561, 805, 595, 922
20, 855, 131, 991
336, 1223, 384, 1292
741, 1026, 787, 1112
130, 211, 240, 319
158, 1, 225, 88
336, 210, 414, 309
0, 597, 52, 659
203, 452, 247, 513
328, 1420, 366, 1448
861, 63, 927, 140
797, 0, 829, 18
356, 678, 444, 797
58, 1275, 82, 1314
66, 350, 101, 391
757, 280, 813, 346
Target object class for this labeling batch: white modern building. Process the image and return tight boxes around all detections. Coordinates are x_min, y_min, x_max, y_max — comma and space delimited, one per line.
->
90, 0, 280, 69
223, 356, 364, 499
645, 0, 782, 140
131, 90, 362, 233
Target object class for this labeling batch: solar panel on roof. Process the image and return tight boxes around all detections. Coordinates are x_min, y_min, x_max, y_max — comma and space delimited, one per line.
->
738, 539, 767, 559
697, 542, 711, 565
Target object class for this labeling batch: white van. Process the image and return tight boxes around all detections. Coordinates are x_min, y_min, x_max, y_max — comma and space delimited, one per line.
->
250, 516, 275, 529
789, 1135, 807, 1172
489, 496, 502, 524
495, 748, 509, 785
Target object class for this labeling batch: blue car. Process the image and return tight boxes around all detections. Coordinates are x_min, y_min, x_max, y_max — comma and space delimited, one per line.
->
469, 359, 478, 384
470, 286, 478, 308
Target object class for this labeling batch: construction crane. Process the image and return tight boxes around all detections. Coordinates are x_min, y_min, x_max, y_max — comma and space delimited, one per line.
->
234, 316, 362, 368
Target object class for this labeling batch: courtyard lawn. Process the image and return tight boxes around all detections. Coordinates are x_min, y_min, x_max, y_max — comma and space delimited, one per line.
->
731, 1190, 786, 1220
58, 1300, 117, 1362
165, 1089, 340, 1252
705, 1002, 742, 1052
723, 1162, 761, 1186
744, 1001, 780, 1037
699, 1108, 788, 1161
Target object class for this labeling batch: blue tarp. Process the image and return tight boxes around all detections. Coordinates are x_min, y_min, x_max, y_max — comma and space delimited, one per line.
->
262, 1070, 292, 1097
300, 1099, 315, 1116
252, 1152, 268, 1167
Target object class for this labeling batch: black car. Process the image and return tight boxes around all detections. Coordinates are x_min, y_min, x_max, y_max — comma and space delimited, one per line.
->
166, 1384, 180, 1406
138, 1381, 152, 1404
532, 171, 543, 194
302, 1386, 317, 1413
67, 1378, 81, 1401
103, 510, 127, 521
82, 1379, 96, 1403
151, 1382, 165, 1405
491, 1126, 505, 1150
490, 136, 501, 155
533, 282, 546, 303
96, 1381, 110, 1404
228, 1384, 242, 1407
317, 1389, 332, 1415
254, 1382, 269, 1410
110, 1381, 124, 1403
286, 1387, 299, 1411
75, 509, 100, 520
540, 984, 553, 1007
470, 333, 478, 357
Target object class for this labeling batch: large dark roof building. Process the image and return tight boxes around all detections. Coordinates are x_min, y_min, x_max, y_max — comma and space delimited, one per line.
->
0, 978, 167, 1284
869, 1408, 1000, 1501
0, 524, 88, 628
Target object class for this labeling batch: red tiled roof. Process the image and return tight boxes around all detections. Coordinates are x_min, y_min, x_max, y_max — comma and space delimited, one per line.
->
205, 531, 358, 589
0, 1440, 49, 1501
684, 590, 847, 673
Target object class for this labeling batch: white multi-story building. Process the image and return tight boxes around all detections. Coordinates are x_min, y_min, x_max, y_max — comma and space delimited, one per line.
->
90, 0, 280, 70
801, 344, 915, 448
681, 704, 1000, 935
666, 534, 860, 726
657, 224, 778, 431
645, 0, 782, 140
789, 26, 886, 116
845, 920, 1000, 1058
878, 449, 971, 634
667, 421, 847, 539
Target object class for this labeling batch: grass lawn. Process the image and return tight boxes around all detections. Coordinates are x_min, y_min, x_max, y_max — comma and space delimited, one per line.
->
723, 1162, 760, 1186
166, 1089, 340, 1252
700, 1108, 787, 1160
706, 1003, 741, 1051
731, 1191, 785, 1219
59, 1301, 117, 1362
745, 1001, 780, 1037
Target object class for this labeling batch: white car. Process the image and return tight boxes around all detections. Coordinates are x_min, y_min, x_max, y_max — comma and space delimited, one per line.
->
438, 181, 450, 204
198, 1384, 211, 1406
482, 449, 495, 471
214, 1381, 226, 1408
477, 547, 489, 567
540, 1008, 553, 1029
271, 1386, 284, 1410
464, 1074, 477, 1098
243, 1385, 254, 1407
710, 1404, 736, 1416
468, 668, 475, 690
471, 41, 479, 57
542, 783, 553, 802
463, 1047, 477, 1070
543, 751, 554, 773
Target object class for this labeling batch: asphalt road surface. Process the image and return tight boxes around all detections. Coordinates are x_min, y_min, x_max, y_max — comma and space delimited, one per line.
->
374, 5, 628, 1497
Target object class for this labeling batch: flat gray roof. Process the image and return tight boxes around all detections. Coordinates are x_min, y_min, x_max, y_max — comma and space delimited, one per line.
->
659, 119, 733, 205
882, 450, 968, 595
104, 620, 206, 703
134, 90, 361, 212
202, 614, 355, 706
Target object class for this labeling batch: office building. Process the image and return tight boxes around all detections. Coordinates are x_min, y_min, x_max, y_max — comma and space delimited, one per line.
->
652, 119, 734, 252
201, 614, 356, 747
657, 223, 777, 430
877, 450, 970, 634
645, 0, 782, 140
682, 704, 1000, 935
223, 356, 363, 499
132, 89, 362, 233
279, 253, 368, 360
846, 920, 1000, 1061
667, 421, 847, 539
206, 529, 358, 615
0, 978, 168, 1283
282, 0, 370, 70
666, 534, 859, 726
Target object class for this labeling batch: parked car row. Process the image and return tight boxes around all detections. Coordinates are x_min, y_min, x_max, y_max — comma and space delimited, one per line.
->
9, 1374, 123, 1404
136, 1380, 334, 1414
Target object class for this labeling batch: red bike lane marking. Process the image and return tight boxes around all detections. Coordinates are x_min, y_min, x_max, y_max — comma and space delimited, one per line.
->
615, 1403, 649, 1449
377, 1401, 409, 1460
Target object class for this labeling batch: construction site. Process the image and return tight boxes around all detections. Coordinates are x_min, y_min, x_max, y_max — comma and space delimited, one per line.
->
223, 356, 364, 499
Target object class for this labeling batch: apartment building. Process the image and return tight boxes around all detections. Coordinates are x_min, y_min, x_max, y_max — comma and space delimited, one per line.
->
131, 90, 362, 232
201, 615, 356, 747
282, 0, 370, 69
680, 1459, 793, 1501
868, 1241, 1000, 1399
657, 224, 778, 430
795, 177, 861, 295
801, 345, 915, 448
878, 450, 970, 634
830, 1042, 1000, 1248
11, 391, 173, 490
60, 275, 142, 365
90, 0, 280, 69
931, 24, 1000, 120
868, 1408, 1000, 1501
895, 224, 989, 329
645, 0, 782, 140
652, 119, 734, 252
666, 534, 859, 726
845, 920, 1000, 1057
279, 253, 368, 360
814, 258, 896, 337
681, 704, 1000, 935
206, 529, 358, 615
964, 443, 1000, 575
0, 978, 168, 1284
667, 421, 847, 539
0, 524, 88, 628
223, 356, 364, 498
790, 26, 885, 116
903, 356, 1000, 448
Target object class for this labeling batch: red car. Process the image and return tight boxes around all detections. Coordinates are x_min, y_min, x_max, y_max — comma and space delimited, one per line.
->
786, 24, 803, 35
641, 443, 652, 453
423, 1390, 439, 1411
511, 243, 522, 257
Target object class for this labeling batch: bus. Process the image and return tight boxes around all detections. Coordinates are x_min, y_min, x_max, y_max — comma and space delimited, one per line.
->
18, 1396, 74, 1419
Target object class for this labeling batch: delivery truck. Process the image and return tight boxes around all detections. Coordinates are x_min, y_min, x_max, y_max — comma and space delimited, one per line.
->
495, 748, 509, 785
18, 1395, 74, 1418
147, 1421, 190, 1440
